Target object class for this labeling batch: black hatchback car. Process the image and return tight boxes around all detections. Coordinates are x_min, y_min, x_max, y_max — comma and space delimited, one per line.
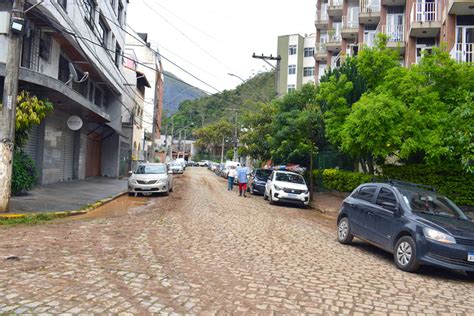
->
247, 169, 273, 195
337, 180, 474, 277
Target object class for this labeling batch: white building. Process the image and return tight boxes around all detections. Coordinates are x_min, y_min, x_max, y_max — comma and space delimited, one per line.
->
276, 33, 316, 95
0, 0, 130, 183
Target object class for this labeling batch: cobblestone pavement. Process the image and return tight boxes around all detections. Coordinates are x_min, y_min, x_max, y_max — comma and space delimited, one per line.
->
0, 168, 473, 314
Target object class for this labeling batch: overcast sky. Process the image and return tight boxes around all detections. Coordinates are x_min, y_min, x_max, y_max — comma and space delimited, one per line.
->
128, 0, 316, 94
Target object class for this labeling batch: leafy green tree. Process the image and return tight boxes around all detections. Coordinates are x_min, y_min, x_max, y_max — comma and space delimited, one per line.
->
15, 91, 53, 148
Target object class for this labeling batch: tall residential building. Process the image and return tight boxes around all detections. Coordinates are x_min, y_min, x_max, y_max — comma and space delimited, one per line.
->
277, 33, 316, 95
0, 0, 130, 184
314, 0, 474, 81
125, 31, 164, 162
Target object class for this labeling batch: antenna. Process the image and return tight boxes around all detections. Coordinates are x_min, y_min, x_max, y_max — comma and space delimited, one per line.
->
65, 63, 89, 85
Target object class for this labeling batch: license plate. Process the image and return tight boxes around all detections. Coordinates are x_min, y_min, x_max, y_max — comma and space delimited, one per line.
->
287, 193, 298, 199
468, 253, 474, 262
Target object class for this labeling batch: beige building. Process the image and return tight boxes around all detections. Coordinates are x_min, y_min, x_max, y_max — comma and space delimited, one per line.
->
314, 0, 474, 81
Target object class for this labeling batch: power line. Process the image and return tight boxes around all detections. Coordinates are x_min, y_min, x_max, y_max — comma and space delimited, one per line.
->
139, 1, 233, 73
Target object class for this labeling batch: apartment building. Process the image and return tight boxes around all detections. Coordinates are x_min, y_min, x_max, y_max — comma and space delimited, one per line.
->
125, 31, 164, 163
314, 0, 474, 80
277, 33, 316, 95
0, 0, 130, 184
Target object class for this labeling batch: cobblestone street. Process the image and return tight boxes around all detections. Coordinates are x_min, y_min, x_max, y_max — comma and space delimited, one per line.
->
0, 168, 473, 314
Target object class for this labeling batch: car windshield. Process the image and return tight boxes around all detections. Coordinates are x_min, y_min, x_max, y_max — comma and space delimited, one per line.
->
171, 163, 181, 167
135, 165, 165, 174
275, 172, 305, 184
398, 188, 468, 220
256, 169, 272, 179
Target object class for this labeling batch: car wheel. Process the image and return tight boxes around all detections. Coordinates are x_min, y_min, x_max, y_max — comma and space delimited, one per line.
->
394, 236, 420, 272
465, 271, 474, 279
269, 191, 275, 205
337, 217, 353, 244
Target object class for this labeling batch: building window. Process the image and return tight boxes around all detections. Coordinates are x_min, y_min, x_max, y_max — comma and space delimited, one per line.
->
58, 0, 67, 11
115, 42, 122, 68
416, 37, 436, 64
289, 45, 297, 55
58, 55, 70, 83
288, 65, 296, 75
83, 0, 96, 27
94, 87, 103, 107
98, 16, 109, 47
39, 31, 52, 61
304, 47, 315, 57
287, 84, 296, 93
303, 67, 314, 77
118, 1, 124, 25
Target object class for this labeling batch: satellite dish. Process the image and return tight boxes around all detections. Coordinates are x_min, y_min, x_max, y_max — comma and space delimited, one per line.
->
65, 63, 89, 85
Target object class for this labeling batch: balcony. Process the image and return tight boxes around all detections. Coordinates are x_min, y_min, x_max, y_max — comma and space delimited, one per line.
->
448, 0, 474, 15
326, 29, 342, 52
380, 24, 405, 53
410, 2, 441, 37
315, 10, 329, 28
359, 0, 381, 24
342, 16, 359, 39
453, 43, 474, 63
328, 0, 343, 17
315, 43, 328, 61
381, 0, 406, 5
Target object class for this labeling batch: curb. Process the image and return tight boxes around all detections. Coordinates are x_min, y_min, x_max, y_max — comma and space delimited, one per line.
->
0, 191, 127, 220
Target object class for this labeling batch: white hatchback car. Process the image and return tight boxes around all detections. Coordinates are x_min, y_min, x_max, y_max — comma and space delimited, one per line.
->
264, 170, 310, 206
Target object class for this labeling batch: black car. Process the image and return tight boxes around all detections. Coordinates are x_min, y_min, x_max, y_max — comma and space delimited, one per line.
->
248, 169, 273, 195
337, 180, 474, 277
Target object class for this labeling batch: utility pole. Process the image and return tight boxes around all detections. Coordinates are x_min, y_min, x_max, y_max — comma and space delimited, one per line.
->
183, 129, 187, 160
167, 117, 174, 161
252, 53, 281, 96
0, 0, 26, 212
233, 112, 238, 161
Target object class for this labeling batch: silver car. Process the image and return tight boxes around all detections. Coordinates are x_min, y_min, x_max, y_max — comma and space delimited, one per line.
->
170, 161, 184, 174
128, 163, 173, 196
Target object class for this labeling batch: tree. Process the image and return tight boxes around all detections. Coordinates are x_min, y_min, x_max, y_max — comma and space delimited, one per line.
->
193, 120, 234, 161
268, 84, 323, 200
15, 91, 53, 148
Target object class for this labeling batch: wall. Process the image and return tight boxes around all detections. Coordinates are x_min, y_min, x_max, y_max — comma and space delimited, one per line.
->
303, 34, 316, 85
101, 133, 120, 178
277, 35, 289, 95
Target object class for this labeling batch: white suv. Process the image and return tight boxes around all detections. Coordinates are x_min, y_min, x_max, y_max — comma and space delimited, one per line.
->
264, 170, 310, 206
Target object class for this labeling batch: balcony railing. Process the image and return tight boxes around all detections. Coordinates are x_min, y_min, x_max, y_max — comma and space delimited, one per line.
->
316, 43, 328, 54
454, 43, 474, 63
411, 1, 439, 23
329, 0, 343, 7
328, 29, 342, 42
342, 16, 358, 29
315, 10, 329, 23
360, 0, 380, 13
383, 24, 405, 42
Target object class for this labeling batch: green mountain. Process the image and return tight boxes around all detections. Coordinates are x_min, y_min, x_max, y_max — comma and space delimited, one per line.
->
163, 71, 208, 116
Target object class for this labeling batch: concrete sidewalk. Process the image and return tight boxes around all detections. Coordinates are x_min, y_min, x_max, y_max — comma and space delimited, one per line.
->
7, 177, 127, 213
310, 192, 346, 216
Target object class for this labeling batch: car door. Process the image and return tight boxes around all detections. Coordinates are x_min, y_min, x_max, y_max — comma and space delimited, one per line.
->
350, 185, 378, 240
265, 171, 274, 197
369, 187, 403, 250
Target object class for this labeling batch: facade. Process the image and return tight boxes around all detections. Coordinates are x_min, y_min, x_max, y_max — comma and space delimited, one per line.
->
125, 31, 164, 163
277, 33, 316, 95
314, 0, 474, 81
0, 0, 129, 184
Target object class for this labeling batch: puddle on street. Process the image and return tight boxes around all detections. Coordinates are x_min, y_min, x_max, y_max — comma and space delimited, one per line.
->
65, 195, 150, 220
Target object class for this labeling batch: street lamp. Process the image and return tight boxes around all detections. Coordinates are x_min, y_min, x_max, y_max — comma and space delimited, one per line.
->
228, 73, 246, 84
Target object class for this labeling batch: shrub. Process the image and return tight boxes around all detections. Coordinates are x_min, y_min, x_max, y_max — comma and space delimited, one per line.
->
12, 151, 38, 195
381, 164, 474, 206
314, 168, 372, 192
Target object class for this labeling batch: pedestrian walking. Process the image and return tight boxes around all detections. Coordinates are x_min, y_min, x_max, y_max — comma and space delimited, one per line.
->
227, 166, 236, 191
236, 165, 249, 197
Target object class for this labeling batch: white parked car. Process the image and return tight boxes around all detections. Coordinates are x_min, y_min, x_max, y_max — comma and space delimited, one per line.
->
128, 163, 173, 196
170, 161, 184, 174
264, 170, 310, 207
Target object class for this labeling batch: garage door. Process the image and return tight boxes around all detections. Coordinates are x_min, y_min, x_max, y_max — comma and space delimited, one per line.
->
86, 133, 101, 177
50, 115, 75, 182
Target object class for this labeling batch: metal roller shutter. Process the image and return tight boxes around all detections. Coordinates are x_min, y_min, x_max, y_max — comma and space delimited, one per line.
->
24, 124, 39, 161
63, 128, 75, 181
